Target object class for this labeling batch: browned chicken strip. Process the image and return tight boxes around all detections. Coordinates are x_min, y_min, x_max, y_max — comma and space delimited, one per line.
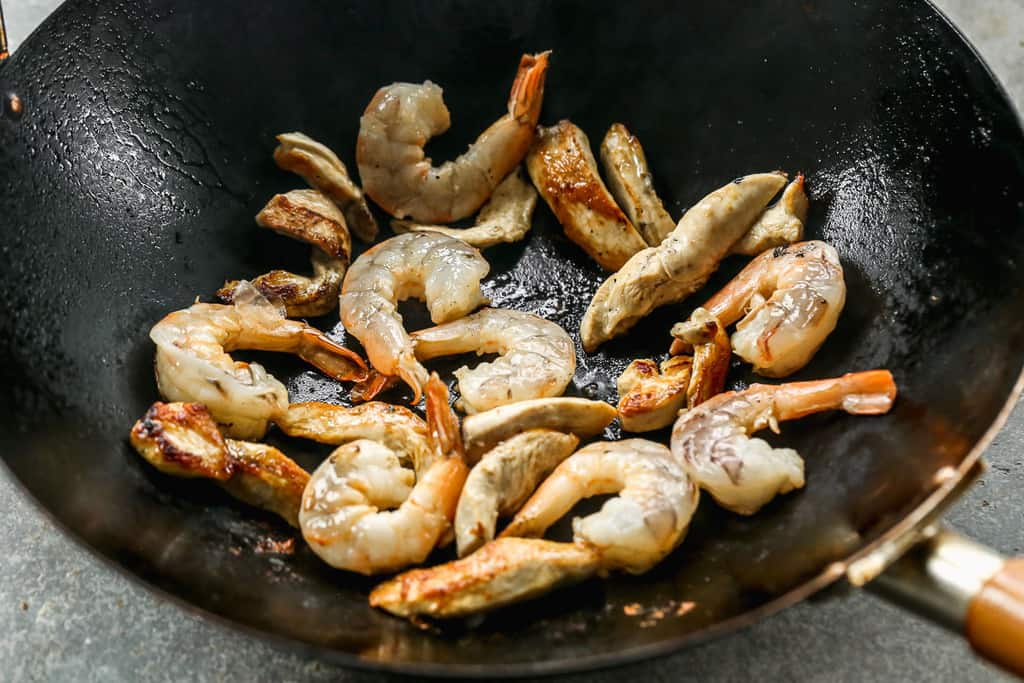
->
273, 132, 378, 241
527, 121, 647, 270
600, 123, 676, 247
218, 189, 351, 317
130, 402, 308, 527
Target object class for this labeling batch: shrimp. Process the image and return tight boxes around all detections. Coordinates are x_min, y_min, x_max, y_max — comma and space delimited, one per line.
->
702, 240, 846, 377
501, 440, 699, 574
730, 174, 808, 257
600, 123, 676, 247
391, 168, 538, 249
150, 282, 367, 439
461, 397, 616, 462
580, 172, 788, 351
356, 52, 550, 223
454, 429, 579, 557
527, 120, 648, 270
618, 308, 731, 432
411, 308, 577, 414
218, 189, 352, 317
273, 132, 378, 242
670, 370, 897, 515
339, 232, 489, 402
299, 374, 469, 575
370, 537, 599, 619
130, 402, 309, 527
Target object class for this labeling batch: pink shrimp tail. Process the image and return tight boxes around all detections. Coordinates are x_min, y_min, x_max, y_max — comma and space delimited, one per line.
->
508, 51, 551, 123
425, 373, 464, 459
769, 370, 897, 421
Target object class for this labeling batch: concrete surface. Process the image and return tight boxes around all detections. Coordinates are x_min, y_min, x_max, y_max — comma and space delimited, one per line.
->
2, 0, 1023, 681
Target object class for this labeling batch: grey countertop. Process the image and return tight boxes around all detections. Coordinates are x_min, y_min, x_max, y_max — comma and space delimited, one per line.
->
3, 1, 1024, 681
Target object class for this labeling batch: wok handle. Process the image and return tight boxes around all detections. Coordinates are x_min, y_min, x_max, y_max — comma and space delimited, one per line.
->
869, 525, 1024, 677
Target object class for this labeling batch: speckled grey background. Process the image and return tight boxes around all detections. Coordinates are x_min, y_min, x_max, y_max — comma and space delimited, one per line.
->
2, 1, 1024, 681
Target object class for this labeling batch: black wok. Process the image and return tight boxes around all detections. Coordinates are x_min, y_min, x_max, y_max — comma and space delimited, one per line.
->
2, 0, 1024, 676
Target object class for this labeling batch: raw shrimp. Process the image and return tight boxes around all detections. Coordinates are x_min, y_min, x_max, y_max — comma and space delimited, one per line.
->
702, 240, 846, 377
299, 375, 469, 575
730, 174, 808, 257
391, 168, 538, 249
370, 537, 599, 619
150, 282, 367, 439
454, 429, 579, 557
218, 189, 352, 317
461, 397, 616, 462
411, 307, 576, 414
670, 370, 897, 515
618, 308, 731, 432
501, 440, 699, 574
130, 402, 309, 527
274, 132, 378, 241
357, 52, 550, 223
339, 232, 489, 402
580, 173, 787, 351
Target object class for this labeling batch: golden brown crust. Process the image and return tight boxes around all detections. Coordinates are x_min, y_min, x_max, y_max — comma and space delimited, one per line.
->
130, 402, 308, 527
527, 121, 647, 271
616, 357, 692, 432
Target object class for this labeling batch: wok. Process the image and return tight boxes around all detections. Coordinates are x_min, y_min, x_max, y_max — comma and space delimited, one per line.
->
1, 0, 1023, 676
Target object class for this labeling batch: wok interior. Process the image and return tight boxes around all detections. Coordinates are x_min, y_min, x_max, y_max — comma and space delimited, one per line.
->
1, 0, 1024, 673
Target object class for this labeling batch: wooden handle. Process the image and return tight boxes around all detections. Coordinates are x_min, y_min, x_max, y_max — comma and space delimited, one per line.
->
966, 558, 1024, 676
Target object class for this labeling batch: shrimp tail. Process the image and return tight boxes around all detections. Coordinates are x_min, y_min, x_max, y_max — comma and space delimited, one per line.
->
770, 370, 897, 421
425, 373, 463, 459
508, 51, 551, 123
297, 329, 368, 382
351, 370, 399, 403
397, 361, 426, 405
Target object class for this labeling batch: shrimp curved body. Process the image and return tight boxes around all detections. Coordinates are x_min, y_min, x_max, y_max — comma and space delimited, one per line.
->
370, 537, 599, 619
461, 397, 617, 462
580, 172, 787, 351
411, 307, 576, 414
392, 168, 538, 249
356, 52, 550, 223
339, 232, 489, 402
501, 440, 699, 574
454, 429, 579, 557
704, 240, 846, 377
299, 375, 469, 575
150, 283, 366, 439
219, 189, 352, 317
670, 370, 897, 515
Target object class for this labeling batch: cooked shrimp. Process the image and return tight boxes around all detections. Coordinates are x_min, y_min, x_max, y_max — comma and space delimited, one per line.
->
273, 132, 378, 241
461, 397, 616, 462
528, 120, 648, 270
580, 172, 787, 351
356, 52, 550, 223
501, 440, 699, 574
130, 402, 309, 527
411, 307, 576, 414
600, 123, 676, 247
299, 374, 469, 575
454, 429, 579, 557
618, 308, 731, 432
150, 283, 367, 439
702, 240, 846, 377
391, 168, 538, 249
370, 537, 599, 619
218, 189, 352, 317
730, 174, 808, 257
339, 232, 489, 402
670, 370, 897, 515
